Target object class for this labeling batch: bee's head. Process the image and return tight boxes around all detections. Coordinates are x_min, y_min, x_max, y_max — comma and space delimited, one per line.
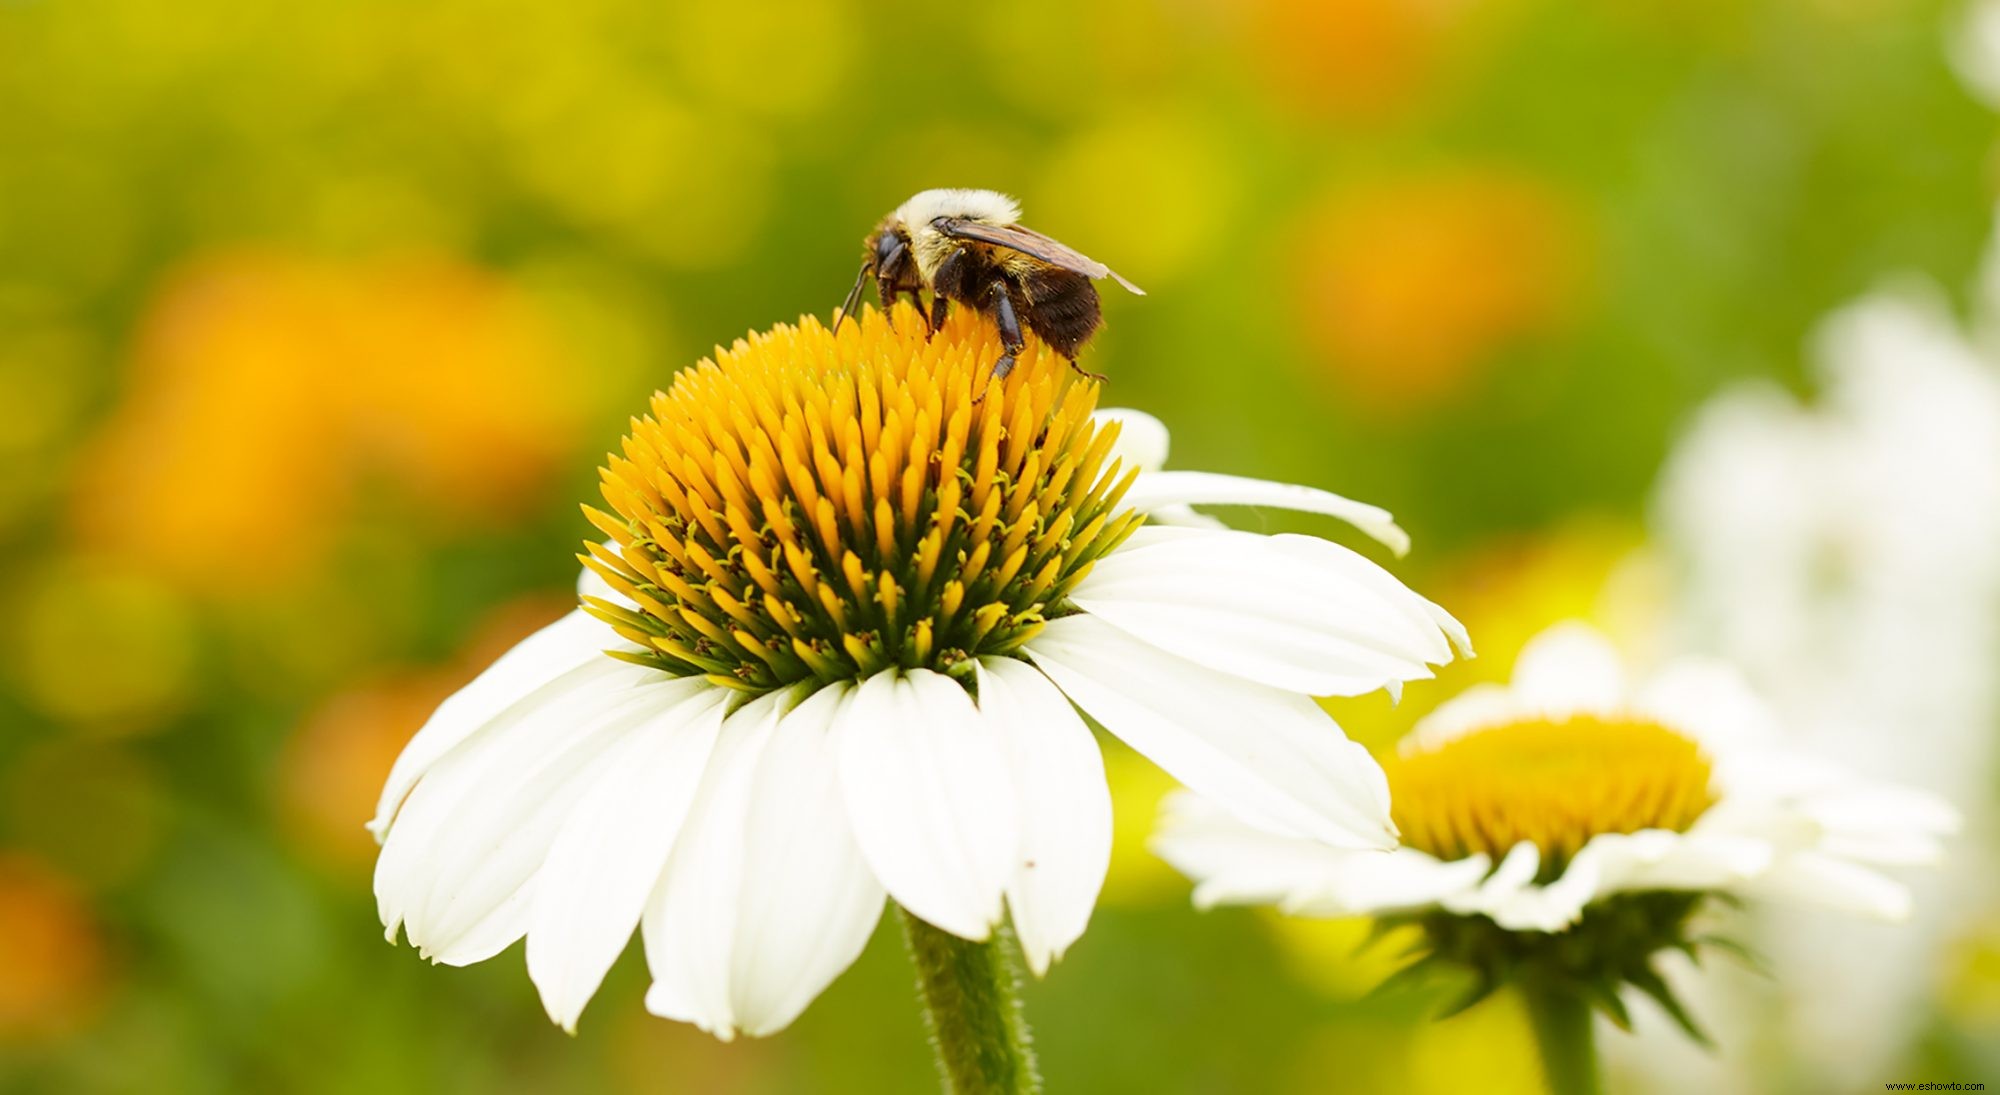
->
864, 216, 912, 280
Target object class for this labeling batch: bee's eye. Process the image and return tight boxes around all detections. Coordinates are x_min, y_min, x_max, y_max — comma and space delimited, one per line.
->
876, 231, 906, 265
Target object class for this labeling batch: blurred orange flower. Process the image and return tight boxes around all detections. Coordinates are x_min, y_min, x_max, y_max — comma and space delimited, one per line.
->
0, 853, 109, 1045
71, 252, 595, 596
1245, 0, 1481, 121
278, 595, 574, 874
1291, 168, 1589, 411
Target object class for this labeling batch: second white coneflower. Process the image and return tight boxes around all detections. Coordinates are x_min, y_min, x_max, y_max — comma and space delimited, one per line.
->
369, 303, 1466, 1090
1154, 622, 1956, 1095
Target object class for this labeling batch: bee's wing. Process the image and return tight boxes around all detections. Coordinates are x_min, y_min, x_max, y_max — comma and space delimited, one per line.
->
933, 219, 1146, 296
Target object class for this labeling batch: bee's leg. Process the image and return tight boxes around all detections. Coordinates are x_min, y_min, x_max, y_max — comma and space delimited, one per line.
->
929, 294, 949, 335
908, 285, 936, 333
876, 242, 910, 322
985, 279, 1026, 382
1065, 357, 1108, 383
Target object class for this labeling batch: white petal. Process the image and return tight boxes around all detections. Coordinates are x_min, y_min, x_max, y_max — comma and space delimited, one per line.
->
726, 688, 885, 1036
525, 684, 731, 1031
834, 670, 1018, 941
1404, 683, 1522, 752
1443, 841, 1541, 920
1150, 793, 1349, 909
1602, 830, 1774, 893
1633, 658, 1783, 755
1026, 614, 1396, 851
1071, 529, 1455, 698
1743, 851, 1913, 921
1509, 622, 1628, 716
369, 609, 621, 839
641, 684, 885, 1041
1152, 793, 1487, 916
1286, 850, 1494, 918
399, 680, 695, 962
1798, 785, 1962, 842
1093, 407, 1171, 472
976, 658, 1112, 977
641, 691, 793, 1040
373, 659, 677, 952
1122, 469, 1410, 556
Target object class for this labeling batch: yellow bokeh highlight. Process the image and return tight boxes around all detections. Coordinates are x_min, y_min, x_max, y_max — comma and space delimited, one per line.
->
0, 854, 109, 1046
70, 251, 595, 595
502, 86, 773, 270
7, 557, 198, 732
665, 0, 852, 121
1038, 113, 1237, 287
1283, 994, 1543, 1095
1292, 167, 1589, 411
1405, 992, 1545, 1095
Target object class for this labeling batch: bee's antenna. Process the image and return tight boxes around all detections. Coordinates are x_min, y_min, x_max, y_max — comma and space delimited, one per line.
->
835, 260, 872, 333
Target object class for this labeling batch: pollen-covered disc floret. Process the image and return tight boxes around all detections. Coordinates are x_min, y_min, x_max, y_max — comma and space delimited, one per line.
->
1389, 715, 1716, 875
581, 304, 1144, 692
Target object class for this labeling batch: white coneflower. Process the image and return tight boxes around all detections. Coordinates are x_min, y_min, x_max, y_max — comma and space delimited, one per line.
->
1155, 622, 1954, 1094
368, 304, 1465, 1088
1642, 264, 2000, 1091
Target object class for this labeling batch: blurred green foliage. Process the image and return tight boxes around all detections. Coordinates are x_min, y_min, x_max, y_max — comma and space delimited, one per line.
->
1, 0, 1996, 1091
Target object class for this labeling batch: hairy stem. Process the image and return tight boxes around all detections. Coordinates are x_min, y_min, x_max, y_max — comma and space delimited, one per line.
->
898, 907, 1041, 1095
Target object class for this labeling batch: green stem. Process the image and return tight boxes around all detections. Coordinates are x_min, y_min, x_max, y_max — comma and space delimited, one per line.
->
1522, 982, 1603, 1095
898, 907, 1042, 1095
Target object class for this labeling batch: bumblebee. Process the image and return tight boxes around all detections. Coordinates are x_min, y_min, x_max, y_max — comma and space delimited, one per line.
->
839, 188, 1143, 381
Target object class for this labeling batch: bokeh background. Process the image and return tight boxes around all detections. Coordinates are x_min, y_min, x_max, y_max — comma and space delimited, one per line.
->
5, 0, 2000, 1091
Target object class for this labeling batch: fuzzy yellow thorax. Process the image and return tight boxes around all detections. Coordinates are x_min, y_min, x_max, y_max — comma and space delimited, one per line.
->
1387, 716, 1717, 869
580, 303, 1142, 693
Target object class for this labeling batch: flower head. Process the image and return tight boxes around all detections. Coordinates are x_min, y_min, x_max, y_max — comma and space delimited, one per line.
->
371, 304, 1468, 1037
1155, 622, 1956, 1027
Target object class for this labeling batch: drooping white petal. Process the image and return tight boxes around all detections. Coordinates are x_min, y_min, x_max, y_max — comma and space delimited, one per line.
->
1443, 840, 1541, 920
640, 690, 793, 1040
1027, 613, 1395, 851
1153, 793, 1488, 916
642, 684, 885, 1041
394, 676, 701, 963
1071, 529, 1455, 698
1121, 469, 1411, 556
833, 670, 1018, 941
975, 657, 1111, 976
1404, 683, 1522, 752
525, 684, 732, 1031
1598, 830, 1775, 894
1633, 659, 1784, 754
373, 658, 670, 950
727, 687, 886, 1035
1508, 622, 1629, 716
1743, 850, 1914, 921
390, 679, 688, 963
369, 609, 623, 839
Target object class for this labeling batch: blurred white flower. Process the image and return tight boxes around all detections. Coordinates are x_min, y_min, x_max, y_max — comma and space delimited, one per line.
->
1155, 623, 1952, 938
1641, 234, 2000, 1086
369, 311, 1466, 1038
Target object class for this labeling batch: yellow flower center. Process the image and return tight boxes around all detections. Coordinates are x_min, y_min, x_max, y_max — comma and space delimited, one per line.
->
1386, 716, 1716, 869
580, 303, 1144, 693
